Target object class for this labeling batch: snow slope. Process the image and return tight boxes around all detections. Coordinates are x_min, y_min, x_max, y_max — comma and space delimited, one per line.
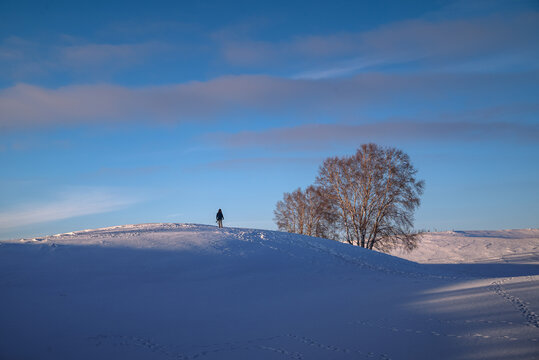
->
390, 229, 539, 265
1, 224, 538, 360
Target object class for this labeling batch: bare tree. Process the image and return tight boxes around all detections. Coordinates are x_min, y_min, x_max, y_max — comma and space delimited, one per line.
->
316, 144, 424, 251
274, 144, 423, 252
303, 185, 339, 239
274, 188, 304, 234
274, 192, 295, 233
274, 186, 337, 239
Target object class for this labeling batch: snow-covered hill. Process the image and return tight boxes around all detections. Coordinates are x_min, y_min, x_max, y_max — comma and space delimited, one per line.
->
1, 224, 538, 359
390, 229, 539, 265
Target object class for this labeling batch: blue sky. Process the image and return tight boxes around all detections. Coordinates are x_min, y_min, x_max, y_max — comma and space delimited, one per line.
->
1, 0, 538, 239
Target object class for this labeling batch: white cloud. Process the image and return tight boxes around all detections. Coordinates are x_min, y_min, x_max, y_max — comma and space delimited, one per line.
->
293, 57, 387, 80
0, 187, 140, 229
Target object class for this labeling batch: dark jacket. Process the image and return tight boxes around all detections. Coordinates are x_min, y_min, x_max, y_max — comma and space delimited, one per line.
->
216, 210, 224, 221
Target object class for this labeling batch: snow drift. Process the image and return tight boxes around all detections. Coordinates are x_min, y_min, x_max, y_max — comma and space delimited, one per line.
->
1, 224, 538, 359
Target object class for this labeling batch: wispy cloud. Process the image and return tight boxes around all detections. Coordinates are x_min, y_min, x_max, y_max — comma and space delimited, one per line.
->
0, 36, 177, 81
2, 72, 537, 128
0, 187, 140, 229
215, 11, 539, 78
215, 121, 539, 150
293, 57, 387, 80
2, 5, 537, 84
59, 41, 171, 67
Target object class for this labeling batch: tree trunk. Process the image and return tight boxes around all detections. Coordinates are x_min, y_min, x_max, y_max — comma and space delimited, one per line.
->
367, 234, 376, 249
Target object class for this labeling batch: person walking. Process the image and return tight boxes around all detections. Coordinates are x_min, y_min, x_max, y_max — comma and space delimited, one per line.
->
216, 209, 224, 228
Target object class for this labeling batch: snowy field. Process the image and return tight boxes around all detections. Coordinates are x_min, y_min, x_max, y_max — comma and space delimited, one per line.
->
1, 224, 538, 360
390, 229, 539, 265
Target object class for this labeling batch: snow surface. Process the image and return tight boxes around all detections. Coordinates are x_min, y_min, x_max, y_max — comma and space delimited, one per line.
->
390, 229, 539, 265
1, 224, 538, 359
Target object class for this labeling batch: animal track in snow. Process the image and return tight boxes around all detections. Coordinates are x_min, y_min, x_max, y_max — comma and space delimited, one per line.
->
488, 277, 539, 328
285, 333, 392, 359
88, 332, 393, 359
352, 319, 538, 343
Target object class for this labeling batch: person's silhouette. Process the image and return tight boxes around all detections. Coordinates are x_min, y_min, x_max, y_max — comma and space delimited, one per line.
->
216, 209, 224, 228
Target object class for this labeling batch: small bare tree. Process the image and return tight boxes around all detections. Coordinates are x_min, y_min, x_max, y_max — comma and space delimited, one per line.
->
274, 186, 337, 239
316, 143, 424, 251
274, 191, 296, 233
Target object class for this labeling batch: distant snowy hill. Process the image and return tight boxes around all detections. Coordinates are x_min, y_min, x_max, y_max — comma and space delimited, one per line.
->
1, 224, 538, 359
390, 229, 539, 264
